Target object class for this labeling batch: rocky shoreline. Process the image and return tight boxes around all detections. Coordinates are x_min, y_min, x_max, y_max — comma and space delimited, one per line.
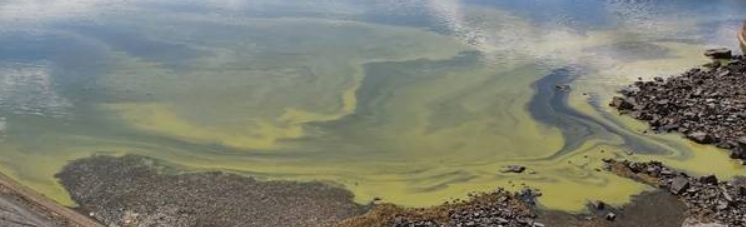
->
336, 187, 543, 227
50, 154, 711, 227
609, 50, 746, 162
604, 159, 746, 226
603, 51, 746, 225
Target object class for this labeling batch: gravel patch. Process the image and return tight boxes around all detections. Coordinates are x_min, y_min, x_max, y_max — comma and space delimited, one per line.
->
55, 155, 365, 227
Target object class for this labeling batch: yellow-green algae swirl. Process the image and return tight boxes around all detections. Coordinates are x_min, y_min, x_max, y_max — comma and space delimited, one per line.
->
0, 0, 744, 213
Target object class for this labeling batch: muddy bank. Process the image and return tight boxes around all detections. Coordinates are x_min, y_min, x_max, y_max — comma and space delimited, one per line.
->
55, 155, 365, 227
604, 159, 746, 226
538, 191, 686, 227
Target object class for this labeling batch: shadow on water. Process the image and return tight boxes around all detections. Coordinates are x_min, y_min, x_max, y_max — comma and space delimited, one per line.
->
528, 68, 682, 160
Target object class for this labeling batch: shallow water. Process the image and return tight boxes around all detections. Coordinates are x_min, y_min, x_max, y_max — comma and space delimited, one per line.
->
1, 0, 746, 211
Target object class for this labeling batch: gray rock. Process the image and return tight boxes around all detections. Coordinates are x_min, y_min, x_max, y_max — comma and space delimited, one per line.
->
700, 175, 718, 185
590, 200, 605, 210
670, 177, 690, 195
704, 48, 732, 59
605, 212, 616, 221
687, 131, 713, 144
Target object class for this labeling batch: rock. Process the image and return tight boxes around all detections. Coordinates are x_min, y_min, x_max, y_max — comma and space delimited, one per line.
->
730, 149, 746, 160
716, 200, 729, 210
660, 168, 674, 175
501, 165, 526, 174
687, 131, 713, 144
700, 175, 718, 185
736, 137, 746, 151
590, 200, 605, 210
658, 124, 680, 132
670, 176, 690, 195
555, 84, 571, 91
703, 61, 721, 69
610, 96, 633, 110
605, 212, 616, 221
704, 48, 732, 59
737, 137, 746, 146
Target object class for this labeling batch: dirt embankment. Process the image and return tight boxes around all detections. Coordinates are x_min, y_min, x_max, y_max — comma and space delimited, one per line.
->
55, 155, 365, 227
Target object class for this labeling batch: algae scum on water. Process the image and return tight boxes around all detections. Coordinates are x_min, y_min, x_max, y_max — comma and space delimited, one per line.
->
1, 0, 746, 212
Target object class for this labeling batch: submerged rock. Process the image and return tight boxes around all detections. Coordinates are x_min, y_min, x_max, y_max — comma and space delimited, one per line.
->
704, 48, 732, 59
501, 165, 527, 174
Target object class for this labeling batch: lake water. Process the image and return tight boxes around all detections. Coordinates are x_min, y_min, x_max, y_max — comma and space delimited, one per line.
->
1, 0, 746, 212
